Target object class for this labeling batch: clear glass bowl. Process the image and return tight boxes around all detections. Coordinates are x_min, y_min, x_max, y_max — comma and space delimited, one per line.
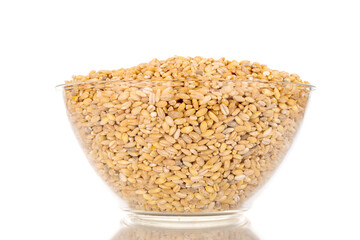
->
57, 79, 313, 226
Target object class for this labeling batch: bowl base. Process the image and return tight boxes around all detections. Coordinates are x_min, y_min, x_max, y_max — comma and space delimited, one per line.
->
122, 210, 247, 229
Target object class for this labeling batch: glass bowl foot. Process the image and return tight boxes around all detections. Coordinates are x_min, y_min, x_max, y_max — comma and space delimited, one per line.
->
122, 210, 247, 229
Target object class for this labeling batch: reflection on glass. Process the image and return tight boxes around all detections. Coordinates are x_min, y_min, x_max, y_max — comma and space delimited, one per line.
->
111, 220, 259, 240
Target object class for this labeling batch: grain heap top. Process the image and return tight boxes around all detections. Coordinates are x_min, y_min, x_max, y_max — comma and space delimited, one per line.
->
66, 56, 310, 86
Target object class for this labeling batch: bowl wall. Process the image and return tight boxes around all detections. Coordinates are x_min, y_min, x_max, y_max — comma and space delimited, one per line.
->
61, 79, 311, 213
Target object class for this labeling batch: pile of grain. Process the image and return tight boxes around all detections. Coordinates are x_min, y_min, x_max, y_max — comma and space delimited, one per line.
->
63, 56, 311, 212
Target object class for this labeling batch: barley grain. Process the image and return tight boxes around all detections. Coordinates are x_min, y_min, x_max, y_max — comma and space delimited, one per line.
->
64, 56, 311, 213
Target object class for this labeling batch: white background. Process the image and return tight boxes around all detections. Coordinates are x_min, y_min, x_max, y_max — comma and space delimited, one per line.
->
1, 0, 359, 239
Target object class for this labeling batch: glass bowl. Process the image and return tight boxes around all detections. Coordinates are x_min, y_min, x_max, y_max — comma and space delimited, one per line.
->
57, 79, 313, 226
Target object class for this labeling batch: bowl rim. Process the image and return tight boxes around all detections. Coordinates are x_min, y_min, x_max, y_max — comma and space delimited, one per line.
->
55, 78, 315, 90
